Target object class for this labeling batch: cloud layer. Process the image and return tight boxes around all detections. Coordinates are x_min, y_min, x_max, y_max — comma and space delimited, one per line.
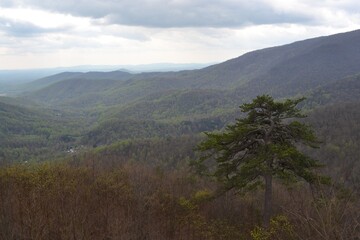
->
0, 17, 69, 37
0, 0, 311, 28
0, 0, 360, 69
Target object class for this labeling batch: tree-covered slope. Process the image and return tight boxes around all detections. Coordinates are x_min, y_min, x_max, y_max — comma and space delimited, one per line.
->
82, 117, 224, 147
3, 29, 360, 170
0, 101, 48, 136
306, 102, 360, 183
135, 28, 360, 95
304, 73, 360, 108
28, 78, 128, 109
106, 89, 239, 121
23, 29, 360, 112
0, 99, 84, 164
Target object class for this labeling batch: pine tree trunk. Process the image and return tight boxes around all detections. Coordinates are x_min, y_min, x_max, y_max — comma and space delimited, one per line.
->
263, 172, 272, 228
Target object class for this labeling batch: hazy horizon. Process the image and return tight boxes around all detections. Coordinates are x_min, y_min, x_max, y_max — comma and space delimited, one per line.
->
1, 0, 360, 70
0, 62, 215, 71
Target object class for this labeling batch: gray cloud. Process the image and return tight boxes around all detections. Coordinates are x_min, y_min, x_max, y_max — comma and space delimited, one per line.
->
0, 17, 70, 37
1, 0, 311, 28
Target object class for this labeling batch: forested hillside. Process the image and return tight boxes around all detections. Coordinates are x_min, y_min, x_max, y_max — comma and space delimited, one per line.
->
0, 98, 85, 164
307, 102, 360, 184
22, 29, 360, 112
2, 29, 360, 181
0, 29, 359, 239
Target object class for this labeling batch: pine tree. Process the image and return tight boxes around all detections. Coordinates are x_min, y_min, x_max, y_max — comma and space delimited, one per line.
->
194, 95, 329, 228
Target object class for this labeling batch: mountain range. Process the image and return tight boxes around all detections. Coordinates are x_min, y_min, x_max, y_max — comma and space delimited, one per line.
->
2, 23, 360, 240
1, 29, 360, 170
19, 30, 359, 111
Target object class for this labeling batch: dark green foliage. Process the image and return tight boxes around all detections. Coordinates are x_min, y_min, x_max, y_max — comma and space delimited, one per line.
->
195, 95, 331, 228
195, 95, 327, 191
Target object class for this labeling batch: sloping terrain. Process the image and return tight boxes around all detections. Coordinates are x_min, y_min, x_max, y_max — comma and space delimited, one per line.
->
306, 102, 360, 182
106, 89, 238, 121
304, 74, 360, 108
23, 70, 133, 93
23, 29, 360, 113
2, 29, 360, 166
29, 78, 128, 109
0, 98, 84, 164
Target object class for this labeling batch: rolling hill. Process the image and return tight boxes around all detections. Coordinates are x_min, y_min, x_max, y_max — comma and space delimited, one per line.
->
23, 29, 360, 114
0, 97, 86, 164
2, 29, 360, 166
106, 89, 238, 122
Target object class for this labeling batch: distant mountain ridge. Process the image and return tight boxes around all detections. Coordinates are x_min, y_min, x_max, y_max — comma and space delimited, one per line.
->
2, 29, 360, 168
23, 29, 360, 112
0, 63, 212, 85
24, 71, 133, 92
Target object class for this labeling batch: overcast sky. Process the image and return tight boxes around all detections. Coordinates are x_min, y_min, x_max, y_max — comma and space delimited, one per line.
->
1, 0, 360, 70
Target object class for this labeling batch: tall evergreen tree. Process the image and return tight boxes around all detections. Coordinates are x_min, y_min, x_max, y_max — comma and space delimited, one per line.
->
194, 95, 329, 228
